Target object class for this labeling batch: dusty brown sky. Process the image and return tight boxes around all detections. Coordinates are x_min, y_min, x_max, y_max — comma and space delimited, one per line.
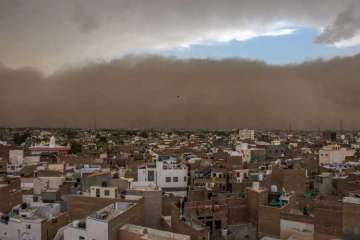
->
0, 55, 359, 129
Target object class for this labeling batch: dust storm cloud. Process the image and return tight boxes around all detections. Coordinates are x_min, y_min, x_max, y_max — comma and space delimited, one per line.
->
0, 55, 359, 129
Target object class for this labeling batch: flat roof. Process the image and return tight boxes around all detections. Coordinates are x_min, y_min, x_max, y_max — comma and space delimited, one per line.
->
89, 202, 136, 222
121, 224, 190, 240
343, 197, 360, 205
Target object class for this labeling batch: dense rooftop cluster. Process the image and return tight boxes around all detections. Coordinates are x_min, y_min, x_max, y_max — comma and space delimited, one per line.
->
0, 128, 360, 240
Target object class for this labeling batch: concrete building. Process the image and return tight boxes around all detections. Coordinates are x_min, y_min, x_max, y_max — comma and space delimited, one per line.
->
343, 195, 360, 240
247, 182, 268, 225
314, 172, 334, 196
314, 199, 343, 240
33, 176, 65, 195
243, 148, 266, 163
319, 145, 355, 164
136, 156, 188, 195
0, 177, 22, 214
271, 166, 306, 196
64, 202, 142, 240
127, 184, 162, 229
231, 169, 249, 183
7, 150, 24, 175
257, 193, 293, 238
239, 129, 255, 141
80, 170, 112, 192
9, 150, 24, 165
265, 144, 287, 159
119, 224, 190, 240
0, 196, 68, 240
29, 136, 70, 155
90, 186, 118, 199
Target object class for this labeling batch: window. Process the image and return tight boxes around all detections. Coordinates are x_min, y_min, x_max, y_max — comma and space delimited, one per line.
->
166, 177, 171, 182
173, 177, 178, 182
148, 170, 154, 181
104, 190, 110, 196
96, 188, 100, 197
26, 224, 31, 229
79, 236, 85, 240
184, 176, 187, 182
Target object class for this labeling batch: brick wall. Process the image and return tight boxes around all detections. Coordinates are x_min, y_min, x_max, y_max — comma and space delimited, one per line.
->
0, 178, 22, 213
246, 188, 268, 225
258, 205, 282, 238
271, 167, 306, 195
314, 200, 343, 239
44, 212, 70, 240
227, 198, 248, 224
343, 202, 360, 239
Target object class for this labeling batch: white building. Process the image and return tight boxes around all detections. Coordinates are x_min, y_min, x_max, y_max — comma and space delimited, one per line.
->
29, 136, 70, 155
239, 129, 255, 141
0, 195, 65, 240
33, 176, 65, 195
231, 169, 249, 183
63, 202, 139, 240
319, 145, 355, 164
136, 156, 188, 194
9, 150, 24, 165
7, 151, 41, 176
6, 150, 24, 175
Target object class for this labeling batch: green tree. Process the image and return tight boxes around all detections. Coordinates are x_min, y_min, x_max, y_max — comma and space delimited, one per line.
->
70, 141, 82, 154
13, 132, 31, 145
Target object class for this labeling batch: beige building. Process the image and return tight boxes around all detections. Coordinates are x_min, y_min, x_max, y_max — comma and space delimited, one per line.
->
90, 186, 118, 199
119, 224, 190, 240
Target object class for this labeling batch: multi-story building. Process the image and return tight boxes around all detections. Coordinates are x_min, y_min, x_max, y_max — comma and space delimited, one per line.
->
90, 186, 118, 199
319, 144, 355, 164
136, 156, 188, 195
0, 177, 22, 214
343, 194, 360, 239
63, 202, 142, 240
0, 196, 68, 240
239, 129, 255, 141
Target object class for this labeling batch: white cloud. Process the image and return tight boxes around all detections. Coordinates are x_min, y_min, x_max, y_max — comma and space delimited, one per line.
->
334, 34, 360, 48
175, 26, 297, 49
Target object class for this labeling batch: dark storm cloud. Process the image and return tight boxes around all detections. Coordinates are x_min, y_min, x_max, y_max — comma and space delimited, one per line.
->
316, 1, 360, 44
0, 55, 360, 129
0, 0, 356, 71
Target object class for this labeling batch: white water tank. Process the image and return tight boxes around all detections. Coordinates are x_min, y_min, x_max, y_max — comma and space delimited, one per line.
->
271, 185, 278, 192
252, 182, 260, 191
